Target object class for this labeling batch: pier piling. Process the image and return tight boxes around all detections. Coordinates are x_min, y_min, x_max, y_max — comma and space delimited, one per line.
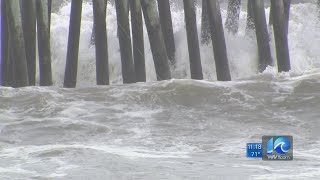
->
115, 0, 136, 84
141, 0, 171, 81
130, 0, 146, 82
206, 0, 231, 81
252, 0, 272, 72
8, 49, 16, 87
48, 0, 52, 31
271, 0, 291, 72
21, 0, 37, 86
283, 0, 291, 34
270, 0, 290, 33
1, 0, 9, 86
36, 0, 53, 86
64, 0, 83, 88
183, 0, 203, 80
6, 0, 29, 87
269, 1, 273, 26
157, 0, 176, 64
93, 0, 109, 85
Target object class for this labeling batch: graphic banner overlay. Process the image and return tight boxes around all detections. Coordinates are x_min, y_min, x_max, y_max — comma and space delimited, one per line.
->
262, 136, 293, 161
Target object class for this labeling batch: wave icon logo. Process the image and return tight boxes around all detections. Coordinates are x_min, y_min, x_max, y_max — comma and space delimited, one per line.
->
267, 137, 291, 155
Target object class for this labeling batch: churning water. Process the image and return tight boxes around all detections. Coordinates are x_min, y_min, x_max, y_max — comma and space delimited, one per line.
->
1, 1, 320, 179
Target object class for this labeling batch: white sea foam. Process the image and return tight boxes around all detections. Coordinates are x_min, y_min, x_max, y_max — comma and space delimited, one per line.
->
0, 144, 191, 159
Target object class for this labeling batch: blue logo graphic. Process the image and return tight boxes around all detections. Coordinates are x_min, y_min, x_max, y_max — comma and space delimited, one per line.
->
267, 137, 291, 155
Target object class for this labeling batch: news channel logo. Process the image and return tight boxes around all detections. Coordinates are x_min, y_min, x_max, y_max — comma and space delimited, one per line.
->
262, 136, 293, 161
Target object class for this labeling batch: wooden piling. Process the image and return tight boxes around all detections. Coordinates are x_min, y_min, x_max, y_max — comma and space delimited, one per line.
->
64, 0, 83, 88
6, 0, 29, 87
130, 0, 146, 82
269, 1, 273, 26
115, 0, 136, 84
246, 0, 255, 32
283, 0, 291, 34
141, 0, 171, 80
252, 0, 272, 72
1, 0, 9, 86
157, 0, 176, 64
183, 0, 203, 80
92, 0, 109, 85
225, 0, 241, 34
36, 0, 53, 86
270, 0, 290, 34
206, 0, 231, 81
271, 0, 291, 72
91, 0, 107, 45
48, 0, 52, 31
201, 0, 211, 44
8, 49, 16, 87
21, 0, 37, 86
